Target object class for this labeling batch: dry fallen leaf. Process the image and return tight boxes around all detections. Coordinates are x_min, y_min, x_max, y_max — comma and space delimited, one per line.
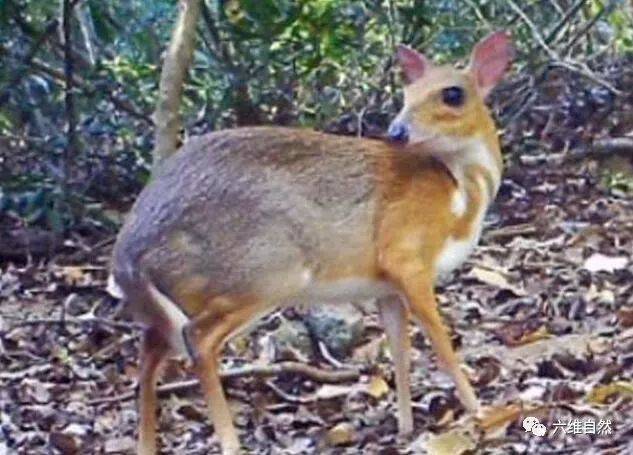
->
497, 324, 551, 347
469, 267, 525, 295
617, 307, 633, 328
583, 253, 628, 273
423, 430, 476, 455
586, 285, 616, 304
435, 409, 455, 427
49, 432, 79, 454
477, 403, 522, 439
587, 381, 633, 404
316, 384, 355, 400
353, 336, 386, 363
326, 422, 356, 446
58, 266, 87, 286
365, 375, 390, 399
515, 325, 551, 346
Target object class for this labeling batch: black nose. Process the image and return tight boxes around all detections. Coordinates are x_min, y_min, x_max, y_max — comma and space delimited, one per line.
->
388, 122, 409, 143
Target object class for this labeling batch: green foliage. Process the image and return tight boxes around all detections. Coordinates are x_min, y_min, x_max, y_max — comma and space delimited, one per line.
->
0, 0, 630, 234
0, 184, 75, 233
606, 4, 633, 52
602, 170, 633, 196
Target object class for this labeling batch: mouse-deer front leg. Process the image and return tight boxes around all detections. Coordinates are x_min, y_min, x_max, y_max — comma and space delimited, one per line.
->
380, 253, 479, 413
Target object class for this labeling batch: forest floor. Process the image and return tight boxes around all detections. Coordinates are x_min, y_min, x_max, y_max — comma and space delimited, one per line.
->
1, 65, 633, 454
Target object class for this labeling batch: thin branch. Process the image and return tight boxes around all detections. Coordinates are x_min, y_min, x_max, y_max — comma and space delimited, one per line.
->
107, 93, 154, 124
0, 20, 58, 107
29, 56, 85, 84
75, 1, 97, 65
265, 380, 315, 404
0, 0, 83, 107
485, 223, 538, 241
200, 0, 231, 65
153, 0, 202, 169
551, 60, 621, 94
464, 0, 492, 29
544, 0, 588, 45
318, 341, 346, 369
562, 5, 607, 56
25, 56, 152, 124
9, 0, 89, 69
89, 361, 361, 405
546, 0, 565, 16
62, 0, 79, 192
507, 0, 559, 60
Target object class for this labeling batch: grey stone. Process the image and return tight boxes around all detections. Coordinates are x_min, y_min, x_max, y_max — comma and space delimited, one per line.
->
270, 319, 314, 361
304, 303, 365, 359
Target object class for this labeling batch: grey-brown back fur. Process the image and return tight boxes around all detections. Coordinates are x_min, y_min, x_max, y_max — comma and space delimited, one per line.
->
112, 127, 391, 310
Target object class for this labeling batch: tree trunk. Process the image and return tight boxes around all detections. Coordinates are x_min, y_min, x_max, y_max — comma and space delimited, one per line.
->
152, 0, 201, 171
62, 0, 78, 193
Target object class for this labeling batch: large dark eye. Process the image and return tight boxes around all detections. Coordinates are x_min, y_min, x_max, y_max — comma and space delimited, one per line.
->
441, 86, 465, 107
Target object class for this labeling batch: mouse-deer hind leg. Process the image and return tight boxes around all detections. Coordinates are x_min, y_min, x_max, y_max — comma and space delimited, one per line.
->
183, 297, 267, 455
378, 296, 414, 435
137, 326, 170, 455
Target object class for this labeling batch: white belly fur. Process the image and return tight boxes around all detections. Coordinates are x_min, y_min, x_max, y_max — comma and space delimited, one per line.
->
285, 277, 399, 307
137, 275, 398, 356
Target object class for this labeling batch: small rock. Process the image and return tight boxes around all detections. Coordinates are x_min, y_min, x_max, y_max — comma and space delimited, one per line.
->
326, 422, 357, 446
305, 303, 364, 358
49, 432, 78, 454
270, 319, 313, 361
618, 307, 633, 328
104, 436, 135, 453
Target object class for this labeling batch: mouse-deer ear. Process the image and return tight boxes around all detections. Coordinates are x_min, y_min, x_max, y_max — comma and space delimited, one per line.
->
396, 44, 428, 84
469, 31, 514, 98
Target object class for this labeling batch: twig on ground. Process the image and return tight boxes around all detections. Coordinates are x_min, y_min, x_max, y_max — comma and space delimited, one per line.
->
318, 341, 345, 369
222, 361, 360, 383
6, 316, 140, 332
592, 137, 633, 155
564, 137, 633, 162
485, 223, 538, 240
265, 380, 315, 404
88, 361, 361, 405
0, 364, 54, 380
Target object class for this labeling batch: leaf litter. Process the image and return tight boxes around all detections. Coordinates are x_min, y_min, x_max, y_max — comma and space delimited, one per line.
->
1, 62, 632, 453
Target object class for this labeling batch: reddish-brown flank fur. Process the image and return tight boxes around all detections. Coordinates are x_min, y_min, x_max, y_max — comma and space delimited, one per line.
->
110, 31, 513, 455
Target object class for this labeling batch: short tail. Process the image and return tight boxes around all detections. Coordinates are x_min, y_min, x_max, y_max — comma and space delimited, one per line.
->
106, 274, 125, 299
